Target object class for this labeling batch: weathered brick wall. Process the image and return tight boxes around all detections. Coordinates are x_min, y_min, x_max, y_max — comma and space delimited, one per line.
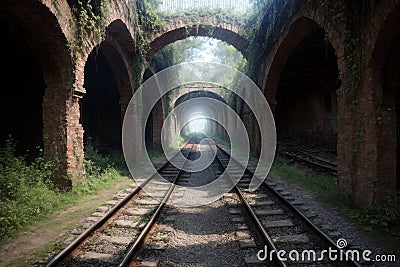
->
275, 84, 338, 148
0, 0, 141, 188
3, 0, 399, 203
152, 100, 164, 150
359, 0, 400, 204
254, 0, 400, 206
147, 16, 249, 59
0, 0, 78, 187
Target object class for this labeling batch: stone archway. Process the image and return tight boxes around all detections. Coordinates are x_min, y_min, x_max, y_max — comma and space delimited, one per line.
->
0, 0, 76, 187
148, 17, 249, 59
364, 1, 400, 201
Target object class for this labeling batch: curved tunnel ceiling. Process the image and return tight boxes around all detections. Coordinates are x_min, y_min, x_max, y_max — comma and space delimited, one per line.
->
174, 89, 227, 108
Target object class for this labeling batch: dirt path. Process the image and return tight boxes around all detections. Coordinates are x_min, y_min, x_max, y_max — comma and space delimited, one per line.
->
0, 178, 133, 267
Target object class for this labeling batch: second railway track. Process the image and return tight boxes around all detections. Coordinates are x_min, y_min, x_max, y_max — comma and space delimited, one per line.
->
214, 142, 360, 267
46, 135, 364, 266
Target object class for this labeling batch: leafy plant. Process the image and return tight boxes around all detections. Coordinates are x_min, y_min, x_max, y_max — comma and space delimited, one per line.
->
344, 195, 400, 234
73, 0, 110, 56
0, 138, 129, 242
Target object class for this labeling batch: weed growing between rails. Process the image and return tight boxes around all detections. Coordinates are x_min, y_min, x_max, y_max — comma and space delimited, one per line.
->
0, 138, 131, 242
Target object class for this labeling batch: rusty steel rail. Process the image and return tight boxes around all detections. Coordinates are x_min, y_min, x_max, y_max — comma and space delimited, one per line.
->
215, 143, 361, 267
284, 149, 337, 174
211, 146, 286, 267
45, 139, 194, 267
118, 142, 195, 266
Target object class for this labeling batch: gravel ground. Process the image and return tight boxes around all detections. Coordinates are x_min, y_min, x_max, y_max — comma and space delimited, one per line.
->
139, 146, 258, 266
49, 144, 398, 267
161, 152, 246, 266
161, 200, 244, 266
268, 173, 399, 266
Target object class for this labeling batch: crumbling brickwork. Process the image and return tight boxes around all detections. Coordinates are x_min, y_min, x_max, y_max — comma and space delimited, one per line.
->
1, 0, 399, 206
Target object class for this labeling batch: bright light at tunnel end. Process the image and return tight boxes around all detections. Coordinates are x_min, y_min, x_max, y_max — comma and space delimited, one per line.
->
122, 62, 277, 207
187, 115, 206, 133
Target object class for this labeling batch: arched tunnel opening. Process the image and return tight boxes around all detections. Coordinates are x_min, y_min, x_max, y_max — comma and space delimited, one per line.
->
143, 35, 246, 153
81, 49, 122, 155
173, 86, 229, 142
0, 19, 45, 157
275, 27, 339, 158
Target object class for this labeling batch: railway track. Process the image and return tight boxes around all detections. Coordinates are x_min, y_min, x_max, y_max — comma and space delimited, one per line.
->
46, 135, 363, 266
283, 148, 337, 175
214, 143, 360, 267
45, 139, 196, 267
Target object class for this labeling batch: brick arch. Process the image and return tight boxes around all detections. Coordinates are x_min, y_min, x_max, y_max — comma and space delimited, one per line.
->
77, 17, 137, 91
74, 0, 139, 94
175, 89, 227, 107
0, 0, 78, 187
142, 67, 167, 150
362, 0, 400, 200
260, 15, 342, 107
81, 19, 137, 151
148, 20, 249, 59
173, 89, 228, 138
101, 20, 136, 102
72, 0, 136, 55
366, 1, 400, 68
170, 84, 228, 107
0, 0, 74, 86
76, 18, 138, 124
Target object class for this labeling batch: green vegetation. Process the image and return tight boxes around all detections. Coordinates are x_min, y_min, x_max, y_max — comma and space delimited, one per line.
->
147, 0, 260, 72
159, 7, 247, 28
72, 0, 110, 56
207, 134, 231, 148
0, 138, 130, 243
272, 160, 340, 203
146, 148, 166, 168
271, 160, 400, 240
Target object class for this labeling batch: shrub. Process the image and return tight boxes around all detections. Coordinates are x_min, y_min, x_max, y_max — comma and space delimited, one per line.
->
0, 138, 58, 240
0, 138, 128, 242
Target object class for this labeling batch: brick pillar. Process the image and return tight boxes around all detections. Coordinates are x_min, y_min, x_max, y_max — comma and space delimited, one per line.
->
212, 120, 217, 136
66, 91, 85, 182
227, 110, 235, 143
123, 101, 144, 164
171, 114, 177, 145
217, 113, 224, 139
42, 82, 69, 188
351, 67, 397, 205
42, 82, 85, 188
336, 71, 379, 207
152, 100, 163, 150
223, 109, 228, 140
119, 100, 128, 122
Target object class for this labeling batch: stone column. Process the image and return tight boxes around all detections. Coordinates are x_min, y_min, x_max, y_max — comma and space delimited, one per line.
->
42, 71, 86, 188
152, 101, 163, 150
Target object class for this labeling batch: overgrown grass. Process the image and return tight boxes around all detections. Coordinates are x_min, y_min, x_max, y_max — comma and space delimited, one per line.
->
271, 160, 341, 204
271, 159, 400, 240
146, 148, 166, 169
206, 133, 231, 148
0, 138, 130, 243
